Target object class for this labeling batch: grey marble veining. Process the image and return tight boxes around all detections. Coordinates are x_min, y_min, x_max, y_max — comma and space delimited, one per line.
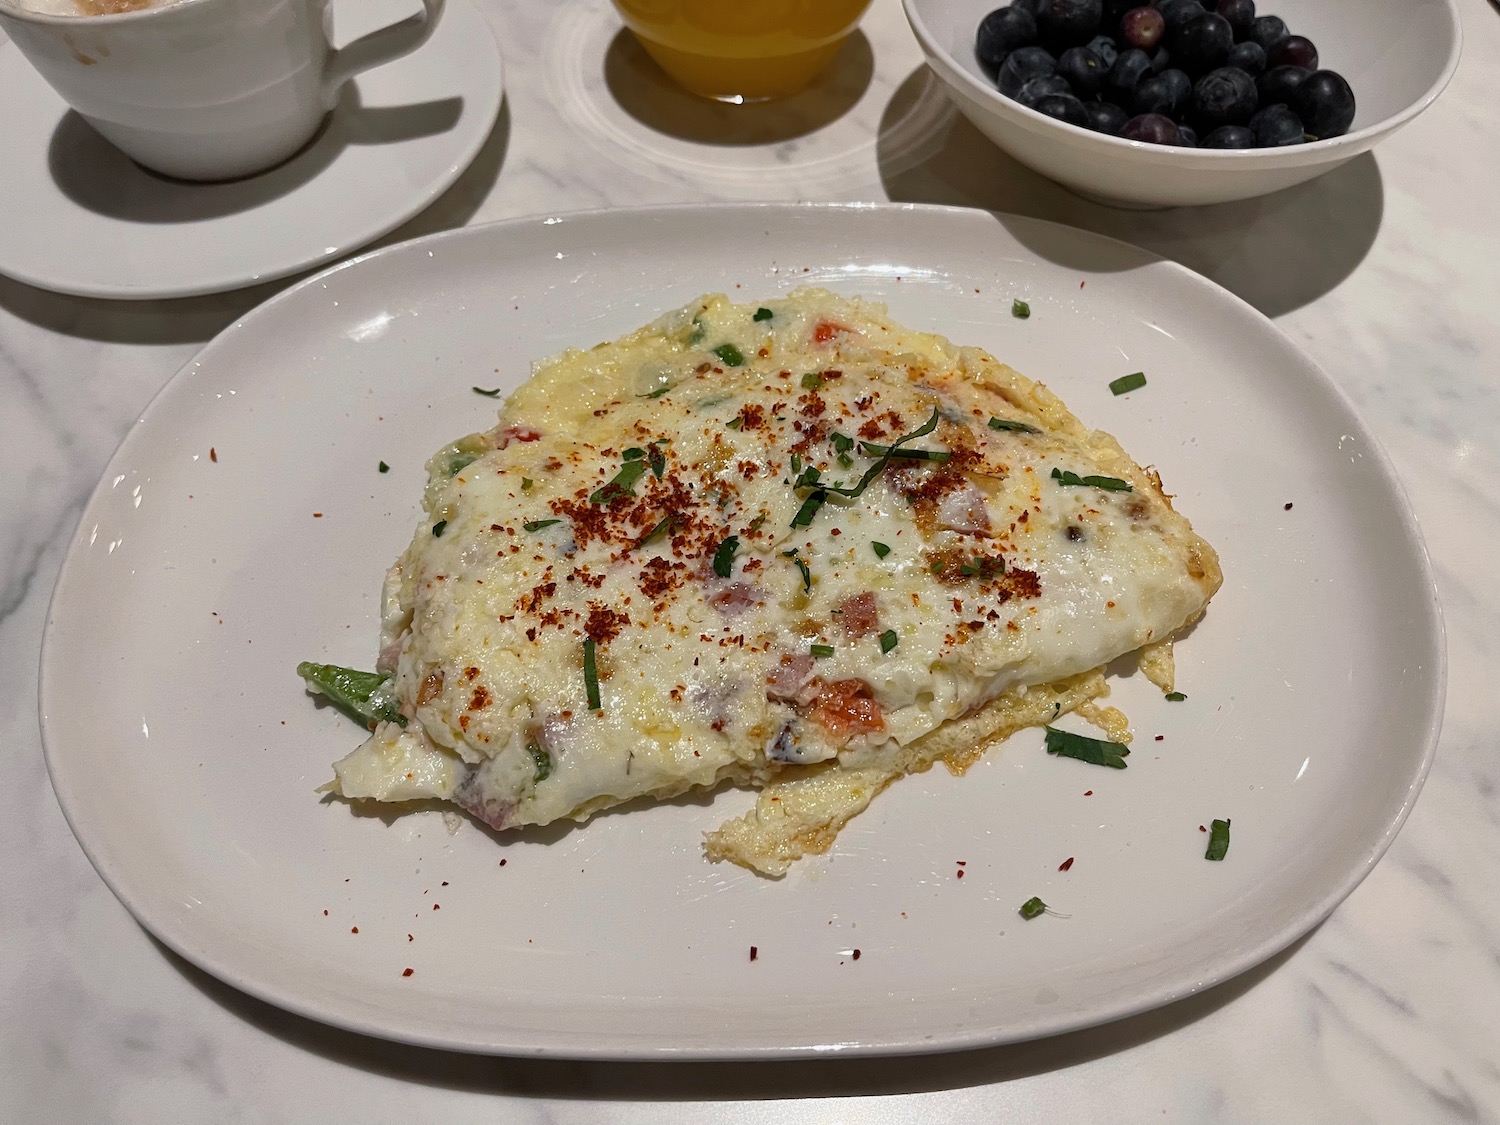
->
4, 0, 1499, 1121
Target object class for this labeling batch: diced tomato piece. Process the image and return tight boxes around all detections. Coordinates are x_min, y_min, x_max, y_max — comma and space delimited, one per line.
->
808, 678, 885, 740
812, 319, 849, 344
496, 425, 541, 448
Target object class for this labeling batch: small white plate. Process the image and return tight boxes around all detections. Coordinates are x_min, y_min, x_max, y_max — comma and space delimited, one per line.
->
0, 0, 502, 300
40, 204, 1444, 1058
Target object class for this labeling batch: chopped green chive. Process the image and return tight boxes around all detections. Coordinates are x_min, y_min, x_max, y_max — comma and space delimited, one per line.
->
622, 447, 646, 461
583, 638, 600, 710
1205, 818, 1231, 861
748, 514, 767, 532
794, 465, 823, 489
1165, 691, 1187, 702
713, 343, 745, 367
1019, 896, 1046, 919
859, 441, 951, 463
831, 432, 855, 455
794, 557, 811, 591
1044, 726, 1130, 768
523, 519, 560, 533
591, 458, 650, 503
378, 461, 389, 473
1011, 299, 1031, 320
1110, 371, 1147, 396
879, 629, 898, 654
712, 535, 740, 578
790, 453, 802, 474
431, 520, 448, 537
528, 743, 553, 783
838, 453, 854, 468
801, 372, 824, 391
688, 317, 706, 345
726, 417, 742, 430
753, 307, 774, 322
1051, 467, 1133, 492
791, 489, 827, 528
822, 408, 943, 501
472, 386, 501, 397
872, 541, 891, 559
647, 443, 666, 478
521, 477, 534, 491
988, 416, 1040, 434
642, 386, 672, 399
810, 644, 835, 658
636, 515, 673, 548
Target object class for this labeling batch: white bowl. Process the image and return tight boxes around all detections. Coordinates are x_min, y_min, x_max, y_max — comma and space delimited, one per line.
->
903, 0, 1462, 208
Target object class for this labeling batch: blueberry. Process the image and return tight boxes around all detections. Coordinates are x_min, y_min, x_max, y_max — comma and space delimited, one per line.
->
1086, 33, 1120, 68
1249, 14, 1288, 52
1120, 112, 1182, 144
1225, 40, 1265, 77
1132, 67, 1191, 117
1156, 0, 1205, 31
1011, 0, 1045, 13
1104, 47, 1154, 103
1017, 73, 1073, 107
1176, 123, 1199, 146
1191, 66, 1258, 130
1293, 69, 1356, 138
1118, 6, 1165, 50
1214, 0, 1255, 41
1148, 45, 1173, 74
1256, 65, 1310, 108
1035, 0, 1103, 49
978, 7, 1039, 70
1267, 34, 1318, 71
1170, 12, 1233, 75
1084, 99, 1131, 133
1056, 46, 1107, 98
997, 45, 1059, 98
1249, 103, 1305, 146
1033, 93, 1093, 127
1200, 124, 1256, 147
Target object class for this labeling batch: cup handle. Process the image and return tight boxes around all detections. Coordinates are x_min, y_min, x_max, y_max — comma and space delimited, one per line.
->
321, 0, 447, 108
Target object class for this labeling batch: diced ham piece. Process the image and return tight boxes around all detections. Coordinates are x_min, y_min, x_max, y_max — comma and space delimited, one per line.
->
807, 678, 885, 741
766, 653, 816, 702
710, 582, 764, 616
838, 591, 880, 639
938, 482, 991, 534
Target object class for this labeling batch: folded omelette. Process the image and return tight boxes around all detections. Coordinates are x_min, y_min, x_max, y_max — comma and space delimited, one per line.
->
302, 289, 1221, 875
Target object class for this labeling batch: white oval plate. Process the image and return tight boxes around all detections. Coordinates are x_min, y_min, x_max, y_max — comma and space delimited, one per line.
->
0, 0, 502, 300
40, 204, 1444, 1058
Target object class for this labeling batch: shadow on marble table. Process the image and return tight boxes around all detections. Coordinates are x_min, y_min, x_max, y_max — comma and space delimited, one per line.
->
602, 28, 874, 145
0, 98, 510, 346
47, 85, 464, 225
157, 930, 1310, 1099
876, 67, 1385, 320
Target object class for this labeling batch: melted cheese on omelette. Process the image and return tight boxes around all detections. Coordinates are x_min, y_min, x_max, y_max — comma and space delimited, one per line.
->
321, 289, 1221, 874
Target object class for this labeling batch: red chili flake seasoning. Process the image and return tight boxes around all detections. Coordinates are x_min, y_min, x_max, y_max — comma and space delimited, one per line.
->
322, 909, 328, 916
1154, 734, 1164, 741
852, 949, 862, 961
1059, 857, 1075, 872
433, 904, 441, 910
956, 869, 965, 879
312, 512, 323, 518
749, 946, 759, 962
1084, 790, 1093, 797
402, 968, 414, 978
1284, 502, 1294, 510
350, 927, 359, 934
1199, 825, 1208, 832
499, 859, 507, 867
209, 447, 217, 462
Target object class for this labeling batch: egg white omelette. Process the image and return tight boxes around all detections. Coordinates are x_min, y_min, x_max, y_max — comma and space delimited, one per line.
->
302, 289, 1221, 875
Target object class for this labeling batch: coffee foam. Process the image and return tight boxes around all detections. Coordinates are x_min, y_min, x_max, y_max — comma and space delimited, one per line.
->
4, 0, 170, 14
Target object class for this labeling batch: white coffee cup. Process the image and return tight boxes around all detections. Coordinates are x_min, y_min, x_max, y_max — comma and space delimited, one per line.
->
0, 0, 446, 181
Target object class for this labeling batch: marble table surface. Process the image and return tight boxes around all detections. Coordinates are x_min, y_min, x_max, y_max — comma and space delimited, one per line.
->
4, 1, 1498, 1121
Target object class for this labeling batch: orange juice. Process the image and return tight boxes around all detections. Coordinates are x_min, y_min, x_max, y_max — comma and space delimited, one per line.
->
613, 0, 874, 101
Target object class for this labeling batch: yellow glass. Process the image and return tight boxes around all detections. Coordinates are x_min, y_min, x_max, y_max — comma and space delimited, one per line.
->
612, 0, 874, 101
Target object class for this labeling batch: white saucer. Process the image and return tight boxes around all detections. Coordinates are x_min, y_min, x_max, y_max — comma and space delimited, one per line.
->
0, 0, 502, 300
